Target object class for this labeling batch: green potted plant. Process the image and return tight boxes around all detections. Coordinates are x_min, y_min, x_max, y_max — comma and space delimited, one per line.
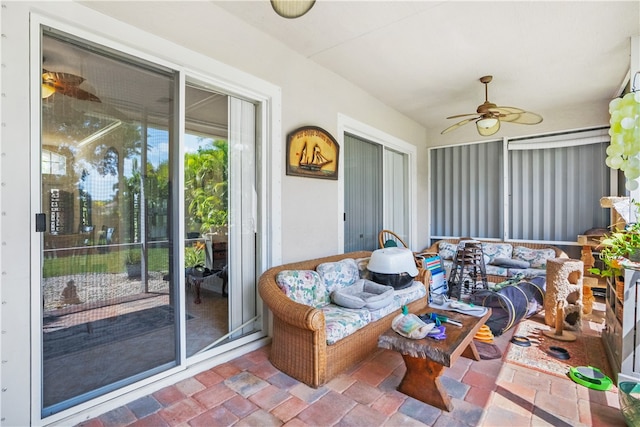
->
184, 241, 206, 277
589, 208, 640, 284
124, 249, 142, 278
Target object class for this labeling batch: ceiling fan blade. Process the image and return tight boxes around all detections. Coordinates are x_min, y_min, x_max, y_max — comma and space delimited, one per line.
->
476, 118, 500, 136
441, 117, 477, 135
57, 85, 102, 102
42, 70, 101, 102
446, 112, 480, 119
42, 70, 85, 87
500, 110, 543, 124
489, 106, 525, 115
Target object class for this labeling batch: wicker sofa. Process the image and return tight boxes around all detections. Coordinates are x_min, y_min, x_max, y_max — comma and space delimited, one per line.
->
258, 251, 428, 388
423, 239, 568, 284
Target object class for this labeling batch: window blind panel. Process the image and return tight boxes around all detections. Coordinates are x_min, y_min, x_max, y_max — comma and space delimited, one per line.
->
509, 141, 609, 241
384, 148, 408, 243
430, 141, 503, 239
344, 134, 382, 251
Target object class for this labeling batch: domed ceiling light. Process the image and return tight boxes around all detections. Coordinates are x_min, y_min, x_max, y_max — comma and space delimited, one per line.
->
270, 0, 315, 19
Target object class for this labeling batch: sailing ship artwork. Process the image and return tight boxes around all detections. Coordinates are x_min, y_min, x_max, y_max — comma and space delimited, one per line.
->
286, 126, 339, 180
298, 142, 331, 171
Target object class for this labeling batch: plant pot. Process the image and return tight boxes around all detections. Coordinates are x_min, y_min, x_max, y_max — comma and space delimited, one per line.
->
126, 263, 141, 279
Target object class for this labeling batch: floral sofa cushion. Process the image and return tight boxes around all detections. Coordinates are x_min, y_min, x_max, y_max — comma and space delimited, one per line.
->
482, 243, 514, 266
438, 242, 458, 260
316, 258, 360, 294
513, 246, 556, 269
508, 267, 547, 278
485, 264, 509, 277
321, 305, 371, 345
275, 270, 329, 307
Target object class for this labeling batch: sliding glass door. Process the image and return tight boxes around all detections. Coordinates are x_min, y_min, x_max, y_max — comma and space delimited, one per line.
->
41, 31, 176, 415
39, 28, 259, 416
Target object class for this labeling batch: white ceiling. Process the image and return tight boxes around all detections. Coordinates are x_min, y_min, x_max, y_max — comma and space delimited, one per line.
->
215, 0, 640, 135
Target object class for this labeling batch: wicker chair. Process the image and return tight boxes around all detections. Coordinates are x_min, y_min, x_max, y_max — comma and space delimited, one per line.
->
378, 229, 409, 249
258, 251, 428, 388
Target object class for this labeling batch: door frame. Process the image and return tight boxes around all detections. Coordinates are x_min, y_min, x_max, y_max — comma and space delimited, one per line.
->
337, 114, 417, 252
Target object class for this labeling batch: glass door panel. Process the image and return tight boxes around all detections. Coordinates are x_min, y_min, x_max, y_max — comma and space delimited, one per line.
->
41, 31, 176, 415
184, 85, 230, 356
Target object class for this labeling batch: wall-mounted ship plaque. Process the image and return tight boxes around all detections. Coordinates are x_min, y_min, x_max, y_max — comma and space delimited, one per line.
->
286, 126, 339, 180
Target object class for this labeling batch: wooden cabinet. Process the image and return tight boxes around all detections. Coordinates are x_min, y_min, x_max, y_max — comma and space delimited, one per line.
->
602, 267, 640, 383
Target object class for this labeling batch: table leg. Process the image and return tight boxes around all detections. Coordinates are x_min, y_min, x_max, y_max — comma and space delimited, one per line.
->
189, 276, 202, 304
461, 340, 481, 361
398, 354, 453, 411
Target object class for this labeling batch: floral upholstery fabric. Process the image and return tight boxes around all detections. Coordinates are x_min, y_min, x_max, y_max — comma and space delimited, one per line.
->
393, 281, 427, 307
482, 243, 514, 266
322, 305, 371, 345
508, 267, 547, 278
485, 264, 509, 277
368, 302, 400, 322
316, 258, 360, 294
438, 242, 458, 260
368, 281, 427, 321
512, 246, 556, 269
275, 270, 329, 308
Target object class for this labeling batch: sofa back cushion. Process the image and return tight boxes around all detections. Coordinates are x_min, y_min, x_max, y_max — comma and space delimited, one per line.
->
512, 246, 556, 269
482, 243, 514, 265
276, 270, 329, 307
316, 258, 360, 294
438, 242, 458, 260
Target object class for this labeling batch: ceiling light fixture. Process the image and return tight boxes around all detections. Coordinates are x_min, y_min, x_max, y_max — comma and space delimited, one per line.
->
476, 117, 498, 129
270, 0, 315, 19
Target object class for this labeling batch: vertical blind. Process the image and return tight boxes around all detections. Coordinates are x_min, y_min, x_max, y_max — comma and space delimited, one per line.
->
384, 148, 409, 243
430, 128, 611, 244
430, 140, 503, 239
344, 133, 383, 251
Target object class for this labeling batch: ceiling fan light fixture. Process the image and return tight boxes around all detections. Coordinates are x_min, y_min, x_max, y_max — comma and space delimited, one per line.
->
476, 117, 498, 129
442, 75, 542, 136
270, 0, 315, 19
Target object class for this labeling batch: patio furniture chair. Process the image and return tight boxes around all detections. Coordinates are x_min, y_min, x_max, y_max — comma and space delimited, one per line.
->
378, 229, 409, 249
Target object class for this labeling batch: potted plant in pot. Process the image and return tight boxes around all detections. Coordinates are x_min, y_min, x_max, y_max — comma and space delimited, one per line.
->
124, 249, 142, 279
184, 241, 206, 277
589, 215, 640, 297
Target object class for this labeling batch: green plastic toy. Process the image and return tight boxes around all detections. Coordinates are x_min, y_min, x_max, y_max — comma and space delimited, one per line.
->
569, 366, 612, 391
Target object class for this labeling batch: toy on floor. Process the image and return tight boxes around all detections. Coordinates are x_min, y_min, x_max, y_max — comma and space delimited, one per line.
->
569, 366, 612, 391
474, 324, 494, 343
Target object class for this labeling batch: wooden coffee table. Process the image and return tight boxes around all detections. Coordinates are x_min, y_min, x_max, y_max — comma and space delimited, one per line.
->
378, 307, 491, 411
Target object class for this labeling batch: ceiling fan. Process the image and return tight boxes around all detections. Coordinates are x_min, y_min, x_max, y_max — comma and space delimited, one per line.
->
441, 75, 542, 136
42, 69, 101, 102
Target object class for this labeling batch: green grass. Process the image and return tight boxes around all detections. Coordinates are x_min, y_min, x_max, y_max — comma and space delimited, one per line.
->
43, 247, 170, 278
